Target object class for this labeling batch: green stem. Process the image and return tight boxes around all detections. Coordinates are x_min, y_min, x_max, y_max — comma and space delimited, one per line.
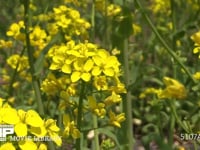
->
170, 0, 178, 78
76, 81, 85, 150
93, 115, 100, 150
23, 0, 44, 116
168, 100, 189, 133
169, 109, 175, 146
91, 0, 95, 42
135, 0, 196, 83
122, 39, 134, 149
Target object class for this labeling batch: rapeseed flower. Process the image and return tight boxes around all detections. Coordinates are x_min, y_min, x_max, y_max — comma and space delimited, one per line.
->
88, 96, 106, 118
7, 55, 29, 72
92, 49, 120, 76
18, 141, 37, 150
0, 142, 15, 150
108, 111, 125, 128
0, 99, 19, 124
150, 0, 171, 15
71, 59, 94, 82
6, 21, 25, 41
93, 76, 108, 91
0, 40, 13, 48
107, 4, 121, 17
104, 92, 122, 105
63, 114, 80, 139
14, 109, 43, 136
158, 77, 187, 99
31, 119, 62, 146
193, 71, 200, 80
191, 31, 200, 58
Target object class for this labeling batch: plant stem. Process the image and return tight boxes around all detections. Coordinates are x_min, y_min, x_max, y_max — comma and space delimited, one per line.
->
169, 108, 175, 146
91, 0, 95, 42
122, 39, 134, 150
93, 114, 100, 150
23, 0, 44, 116
76, 81, 85, 150
168, 100, 189, 133
135, 0, 196, 83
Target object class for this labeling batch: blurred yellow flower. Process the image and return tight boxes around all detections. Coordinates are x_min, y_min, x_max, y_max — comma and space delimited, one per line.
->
38, 143, 47, 150
6, 21, 25, 40
191, 31, 200, 58
0, 142, 15, 150
18, 141, 37, 150
193, 71, 200, 80
158, 77, 187, 99
7, 55, 29, 72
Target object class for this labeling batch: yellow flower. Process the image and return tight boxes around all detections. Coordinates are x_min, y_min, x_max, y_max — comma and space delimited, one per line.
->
31, 119, 62, 146
41, 73, 63, 96
132, 24, 142, 36
44, 119, 62, 146
104, 92, 122, 105
15, 109, 44, 136
109, 76, 127, 94
88, 96, 106, 118
193, 71, 200, 80
49, 45, 74, 73
6, 21, 25, 40
7, 55, 29, 72
92, 49, 120, 77
158, 77, 187, 99
139, 87, 162, 99
109, 111, 125, 128
0, 100, 20, 124
93, 76, 108, 91
63, 114, 80, 139
71, 59, 94, 82
0, 40, 13, 48
149, 0, 171, 15
0, 142, 15, 150
107, 4, 121, 17
38, 143, 47, 150
18, 141, 37, 150
56, 14, 72, 28
191, 31, 200, 58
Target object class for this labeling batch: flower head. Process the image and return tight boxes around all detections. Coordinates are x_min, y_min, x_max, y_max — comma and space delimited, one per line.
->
158, 77, 187, 99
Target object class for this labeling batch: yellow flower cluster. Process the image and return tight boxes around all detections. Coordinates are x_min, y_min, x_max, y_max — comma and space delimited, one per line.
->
41, 39, 126, 126
48, 40, 121, 83
187, 0, 200, 10
191, 30, 200, 58
95, 0, 122, 17
0, 98, 61, 150
37, 5, 91, 41
149, 0, 171, 15
140, 77, 187, 100
7, 55, 29, 72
